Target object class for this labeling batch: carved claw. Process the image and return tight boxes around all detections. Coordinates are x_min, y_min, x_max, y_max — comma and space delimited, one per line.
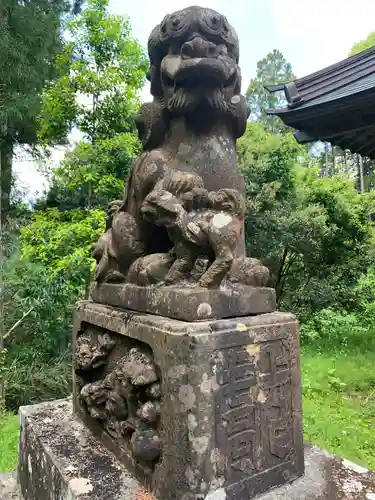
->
104, 270, 127, 283
198, 252, 233, 288
164, 272, 179, 284
108, 199, 123, 215
165, 269, 188, 284
198, 277, 210, 288
198, 276, 218, 289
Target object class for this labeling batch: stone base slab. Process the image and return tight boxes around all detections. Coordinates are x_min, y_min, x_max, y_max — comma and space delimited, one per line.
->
90, 282, 276, 321
17, 399, 375, 500
18, 399, 141, 500
0, 471, 19, 500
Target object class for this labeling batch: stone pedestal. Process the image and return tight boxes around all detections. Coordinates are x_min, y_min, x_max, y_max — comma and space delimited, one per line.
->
17, 399, 375, 500
70, 301, 304, 499
90, 283, 277, 321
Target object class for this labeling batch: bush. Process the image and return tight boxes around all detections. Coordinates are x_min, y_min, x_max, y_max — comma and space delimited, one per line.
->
353, 268, 375, 310
5, 353, 71, 411
300, 308, 375, 351
1, 203, 104, 410
238, 123, 375, 315
3, 255, 78, 360
2, 254, 78, 409
19, 207, 105, 291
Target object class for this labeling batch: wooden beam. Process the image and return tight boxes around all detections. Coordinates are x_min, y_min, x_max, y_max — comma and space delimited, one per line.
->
344, 127, 375, 152
294, 124, 371, 144
356, 134, 375, 157
278, 89, 375, 125
293, 130, 317, 143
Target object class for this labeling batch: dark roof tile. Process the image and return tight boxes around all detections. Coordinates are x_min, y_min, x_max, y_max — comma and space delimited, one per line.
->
265, 45, 375, 158
267, 45, 375, 110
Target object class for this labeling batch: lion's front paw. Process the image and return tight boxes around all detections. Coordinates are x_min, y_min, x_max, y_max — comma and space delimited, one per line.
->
164, 272, 180, 284
198, 277, 214, 288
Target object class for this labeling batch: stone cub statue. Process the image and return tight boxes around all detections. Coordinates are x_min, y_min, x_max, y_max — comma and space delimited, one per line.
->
141, 171, 245, 288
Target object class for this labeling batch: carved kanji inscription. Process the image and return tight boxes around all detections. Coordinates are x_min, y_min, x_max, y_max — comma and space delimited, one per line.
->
214, 336, 296, 485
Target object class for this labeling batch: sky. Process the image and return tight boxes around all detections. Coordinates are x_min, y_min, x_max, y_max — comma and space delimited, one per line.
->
14, 0, 375, 199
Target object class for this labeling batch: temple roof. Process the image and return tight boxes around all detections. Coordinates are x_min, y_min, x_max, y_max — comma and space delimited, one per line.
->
266, 46, 375, 158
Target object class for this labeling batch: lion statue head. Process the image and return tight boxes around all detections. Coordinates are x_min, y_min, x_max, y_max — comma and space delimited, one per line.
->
139, 6, 249, 143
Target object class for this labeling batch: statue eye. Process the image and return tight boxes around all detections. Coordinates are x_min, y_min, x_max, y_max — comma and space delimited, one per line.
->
160, 13, 189, 40
203, 13, 227, 35
211, 14, 223, 29
172, 16, 180, 27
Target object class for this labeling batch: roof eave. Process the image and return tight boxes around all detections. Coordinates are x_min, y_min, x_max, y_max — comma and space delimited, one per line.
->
264, 83, 284, 92
265, 107, 289, 115
293, 130, 318, 143
264, 81, 304, 108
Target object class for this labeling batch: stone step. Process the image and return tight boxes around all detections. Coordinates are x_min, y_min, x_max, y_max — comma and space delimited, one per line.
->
0, 471, 20, 500
17, 399, 375, 500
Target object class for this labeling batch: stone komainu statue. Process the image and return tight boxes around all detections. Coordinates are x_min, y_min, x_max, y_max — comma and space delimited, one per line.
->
19, 10, 302, 500
92, 6, 268, 288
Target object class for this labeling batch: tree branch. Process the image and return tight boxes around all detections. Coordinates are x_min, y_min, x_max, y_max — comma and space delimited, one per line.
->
276, 246, 288, 301
4, 306, 35, 341
3, 291, 20, 308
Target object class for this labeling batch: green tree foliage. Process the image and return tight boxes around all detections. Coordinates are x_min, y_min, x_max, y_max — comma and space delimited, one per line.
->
19, 0, 147, 338
38, 0, 147, 209
239, 123, 375, 314
20, 208, 105, 290
15, 2, 149, 399
37, 133, 139, 210
0, 0, 79, 214
1, 204, 104, 408
246, 49, 295, 135
349, 32, 375, 56
38, 0, 147, 145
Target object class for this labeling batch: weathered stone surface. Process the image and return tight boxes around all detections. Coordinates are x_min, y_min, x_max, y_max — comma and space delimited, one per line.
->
75, 334, 162, 471
91, 6, 274, 286
257, 447, 375, 500
74, 328, 116, 371
72, 301, 303, 499
90, 282, 276, 321
16, 399, 375, 500
18, 399, 142, 500
140, 177, 246, 288
0, 471, 19, 500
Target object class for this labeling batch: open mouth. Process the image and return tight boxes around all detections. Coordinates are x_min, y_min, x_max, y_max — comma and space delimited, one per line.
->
161, 56, 236, 90
163, 72, 237, 90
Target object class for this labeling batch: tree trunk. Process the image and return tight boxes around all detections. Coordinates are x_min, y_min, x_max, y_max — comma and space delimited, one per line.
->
0, 7, 8, 411
357, 154, 365, 193
0, 139, 12, 217
323, 142, 329, 177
